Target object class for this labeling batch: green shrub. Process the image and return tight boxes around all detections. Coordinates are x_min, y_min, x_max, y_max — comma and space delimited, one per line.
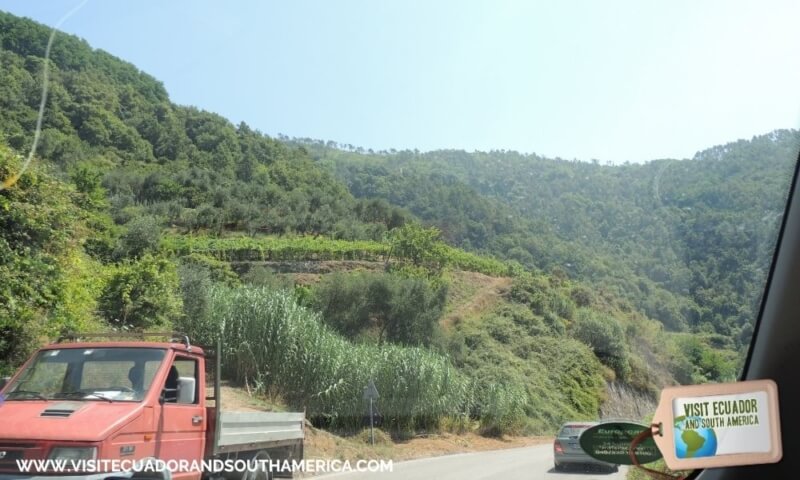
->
501, 304, 548, 336
543, 311, 566, 335
180, 253, 240, 286
0, 142, 92, 372
571, 286, 594, 307
455, 314, 606, 433
669, 334, 738, 384
572, 309, 631, 380
240, 265, 293, 289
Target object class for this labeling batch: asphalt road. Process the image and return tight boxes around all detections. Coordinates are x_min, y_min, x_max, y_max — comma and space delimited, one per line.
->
315, 444, 629, 480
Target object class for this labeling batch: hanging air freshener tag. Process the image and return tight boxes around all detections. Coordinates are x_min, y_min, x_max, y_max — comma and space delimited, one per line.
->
651, 379, 782, 470
580, 422, 662, 465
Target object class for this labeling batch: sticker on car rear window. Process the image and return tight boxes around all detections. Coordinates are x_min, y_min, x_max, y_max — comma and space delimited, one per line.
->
650, 379, 782, 470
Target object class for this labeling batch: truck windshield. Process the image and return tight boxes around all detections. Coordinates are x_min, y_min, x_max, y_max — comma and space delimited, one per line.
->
5, 348, 166, 402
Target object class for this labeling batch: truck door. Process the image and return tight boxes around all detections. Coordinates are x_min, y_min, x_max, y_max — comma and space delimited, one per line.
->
156, 355, 205, 479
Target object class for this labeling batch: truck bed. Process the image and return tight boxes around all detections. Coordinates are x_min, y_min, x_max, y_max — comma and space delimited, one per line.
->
213, 411, 305, 454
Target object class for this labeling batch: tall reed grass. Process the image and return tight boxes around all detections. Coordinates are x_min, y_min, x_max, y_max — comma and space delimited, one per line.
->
192, 286, 479, 432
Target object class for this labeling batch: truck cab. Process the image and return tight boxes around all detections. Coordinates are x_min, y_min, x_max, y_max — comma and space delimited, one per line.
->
0, 334, 303, 480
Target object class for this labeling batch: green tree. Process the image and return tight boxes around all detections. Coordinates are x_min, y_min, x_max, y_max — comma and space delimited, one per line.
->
313, 272, 447, 346
98, 255, 182, 330
114, 215, 162, 259
387, 223, 447, 270
176, 262, 212, 338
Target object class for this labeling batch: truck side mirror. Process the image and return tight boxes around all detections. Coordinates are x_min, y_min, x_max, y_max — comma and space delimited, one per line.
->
0, 377, 9, 390
176, 377, 196, 404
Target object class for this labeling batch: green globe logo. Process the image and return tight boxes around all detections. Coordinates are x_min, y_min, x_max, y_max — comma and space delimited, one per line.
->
674, 416, 718, 458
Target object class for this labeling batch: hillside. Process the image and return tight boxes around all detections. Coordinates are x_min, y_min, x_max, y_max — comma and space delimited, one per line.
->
0, 9, 789, 439
297, 131, 799, 349
0, 11, 410, 241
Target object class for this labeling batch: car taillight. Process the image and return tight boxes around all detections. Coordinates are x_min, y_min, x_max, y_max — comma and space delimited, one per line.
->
554, 440, 564, 454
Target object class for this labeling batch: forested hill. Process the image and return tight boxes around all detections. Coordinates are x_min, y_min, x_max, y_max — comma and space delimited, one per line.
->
2, 8, 797, 351
2, 10, 683, 433
0, 11, 409, 241
296, 130, 799, 348
0, 10, 422, 369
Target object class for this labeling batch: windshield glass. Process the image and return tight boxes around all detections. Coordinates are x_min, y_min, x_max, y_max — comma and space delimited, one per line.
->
0, 2, 798, 479
5, 348, 166, 402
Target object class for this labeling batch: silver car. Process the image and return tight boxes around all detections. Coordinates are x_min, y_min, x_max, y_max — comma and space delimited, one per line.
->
553, 422, 619, 473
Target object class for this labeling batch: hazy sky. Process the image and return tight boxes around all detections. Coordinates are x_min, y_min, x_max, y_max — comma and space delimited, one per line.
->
2, 0, 800, 162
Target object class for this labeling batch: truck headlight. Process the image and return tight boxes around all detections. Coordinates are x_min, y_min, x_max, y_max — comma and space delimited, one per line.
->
48, 447, 97, 461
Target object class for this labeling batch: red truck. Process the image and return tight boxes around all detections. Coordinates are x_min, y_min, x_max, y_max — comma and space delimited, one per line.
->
0, 333, 305, 480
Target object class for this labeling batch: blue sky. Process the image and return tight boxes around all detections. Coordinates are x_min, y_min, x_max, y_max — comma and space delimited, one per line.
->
2, 0, 800, 163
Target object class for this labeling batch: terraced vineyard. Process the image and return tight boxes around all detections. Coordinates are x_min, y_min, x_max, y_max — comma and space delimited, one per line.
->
162, 234, 510, 276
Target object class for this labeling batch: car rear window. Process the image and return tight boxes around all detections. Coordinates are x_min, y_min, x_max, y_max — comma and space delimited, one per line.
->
559, 425, 592, 437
